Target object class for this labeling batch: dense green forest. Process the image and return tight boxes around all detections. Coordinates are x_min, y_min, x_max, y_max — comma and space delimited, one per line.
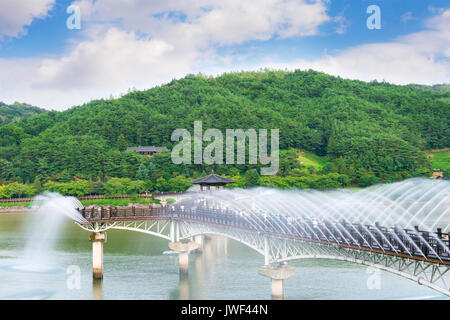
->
0, 102, 46, 126
408, 84, 450, 92
0, 69, 449, 197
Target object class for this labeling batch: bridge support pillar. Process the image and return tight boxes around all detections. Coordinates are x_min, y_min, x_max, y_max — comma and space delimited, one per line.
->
194, 235, 204, 254
169, 241, 199, 276
258, 264, 295, 300
89, 232, 106, 280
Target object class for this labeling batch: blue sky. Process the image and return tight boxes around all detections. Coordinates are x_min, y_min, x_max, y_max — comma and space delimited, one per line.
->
0, 0, 449, 109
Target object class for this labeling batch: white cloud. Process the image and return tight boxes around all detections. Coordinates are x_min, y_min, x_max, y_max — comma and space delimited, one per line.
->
0, 27, 194, 109
265, 9, 450, 85
401, 12, 414, 25
0, 0, 54, 39
332, 14, 349, 35
73, 0, 330, 45
0, 0, 332, 109
35, 28, 184, 90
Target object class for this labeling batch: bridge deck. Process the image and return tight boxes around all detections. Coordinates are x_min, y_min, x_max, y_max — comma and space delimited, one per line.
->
77, 205, 450, 266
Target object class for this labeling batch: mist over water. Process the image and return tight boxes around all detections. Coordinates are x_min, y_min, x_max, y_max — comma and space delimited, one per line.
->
17, 192, 85, 272
199, 178, 450, 232
186, 178, 449, 261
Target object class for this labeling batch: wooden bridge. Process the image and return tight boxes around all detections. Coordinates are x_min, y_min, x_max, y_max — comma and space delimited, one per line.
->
75, 197, 450, 299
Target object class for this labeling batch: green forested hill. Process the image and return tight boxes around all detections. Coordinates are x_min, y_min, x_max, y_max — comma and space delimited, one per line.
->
408, 84, 450, 92
0, 102, 46, 126
0, 70, 448, 190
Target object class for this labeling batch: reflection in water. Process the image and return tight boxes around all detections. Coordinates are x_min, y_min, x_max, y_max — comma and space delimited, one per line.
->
93, 279, 103, 300
179, 275, 189, 300
194, 253, 204, 299
170, 236, 233, 300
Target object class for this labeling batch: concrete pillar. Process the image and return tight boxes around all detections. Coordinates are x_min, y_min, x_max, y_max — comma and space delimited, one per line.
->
194, 235, 203, 254
170, 221, 175, 242
175, 222, 180, 242
258, 264, 295, 300
271, 279, 284, 300
169, 241, 199, 276
89, 232, 106, 280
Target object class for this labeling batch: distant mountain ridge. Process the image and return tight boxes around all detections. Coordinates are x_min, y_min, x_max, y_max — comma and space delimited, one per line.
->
408, 84, 450, 92
0, 102, 46, 126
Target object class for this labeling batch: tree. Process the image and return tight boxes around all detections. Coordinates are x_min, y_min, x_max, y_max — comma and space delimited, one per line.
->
93, 180, 104, 195
135, 163, 149, 180
245, 169, 260, 187
117, 134, 128, 151
155, 177, 169, 192
0, 182, 36, 198
0, 159, 12, 181
168, 176, 192, 191
290, 168, 308, 177
33, 177, 43, 193
104, 178, 131, 195
359, 175, 380, 187
127, 180, 146, 194
443, 169, 450, 180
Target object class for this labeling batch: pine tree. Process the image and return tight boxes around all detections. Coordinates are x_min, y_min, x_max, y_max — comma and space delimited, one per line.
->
33, 177, 43, 193
245, 169, 260, 186
117, 134, 127, 151
135, 163, 149, 180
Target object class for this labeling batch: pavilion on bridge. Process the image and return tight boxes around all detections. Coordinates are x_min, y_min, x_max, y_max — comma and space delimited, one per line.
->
191, 170, 235, 191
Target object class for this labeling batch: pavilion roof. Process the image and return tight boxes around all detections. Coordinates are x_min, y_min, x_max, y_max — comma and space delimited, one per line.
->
126, 146, 169, 152
191, 170, 235, 185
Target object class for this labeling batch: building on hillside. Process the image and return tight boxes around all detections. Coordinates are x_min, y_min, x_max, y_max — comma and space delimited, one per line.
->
126, 146, 169, 157
191, 170, 235, 191
432, 171, 443, 179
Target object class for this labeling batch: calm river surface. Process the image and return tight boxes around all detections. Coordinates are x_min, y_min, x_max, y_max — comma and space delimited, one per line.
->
0, 212, 447, 300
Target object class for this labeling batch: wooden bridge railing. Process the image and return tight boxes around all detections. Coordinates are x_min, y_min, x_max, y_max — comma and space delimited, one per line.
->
77, 204, 450, 263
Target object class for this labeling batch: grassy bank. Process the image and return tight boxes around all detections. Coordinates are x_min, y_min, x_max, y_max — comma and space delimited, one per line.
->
0, 198, 162, 208
294, 149, 330, 172
429, 149, 450, 171
80, 198, 161, 206
0, 202, 30, 207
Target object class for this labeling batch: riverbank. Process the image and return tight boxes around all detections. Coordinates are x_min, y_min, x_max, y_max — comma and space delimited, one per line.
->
0, 207, 29, 213
0, 197, 170, 214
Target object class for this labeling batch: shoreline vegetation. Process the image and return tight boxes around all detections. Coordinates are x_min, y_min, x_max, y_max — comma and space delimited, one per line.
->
0, 147, 447, 208
0, 197, 171, 213
0, 147, 446, 201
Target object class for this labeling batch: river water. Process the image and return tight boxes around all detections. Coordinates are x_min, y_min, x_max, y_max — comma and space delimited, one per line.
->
0, 212, 447, 300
